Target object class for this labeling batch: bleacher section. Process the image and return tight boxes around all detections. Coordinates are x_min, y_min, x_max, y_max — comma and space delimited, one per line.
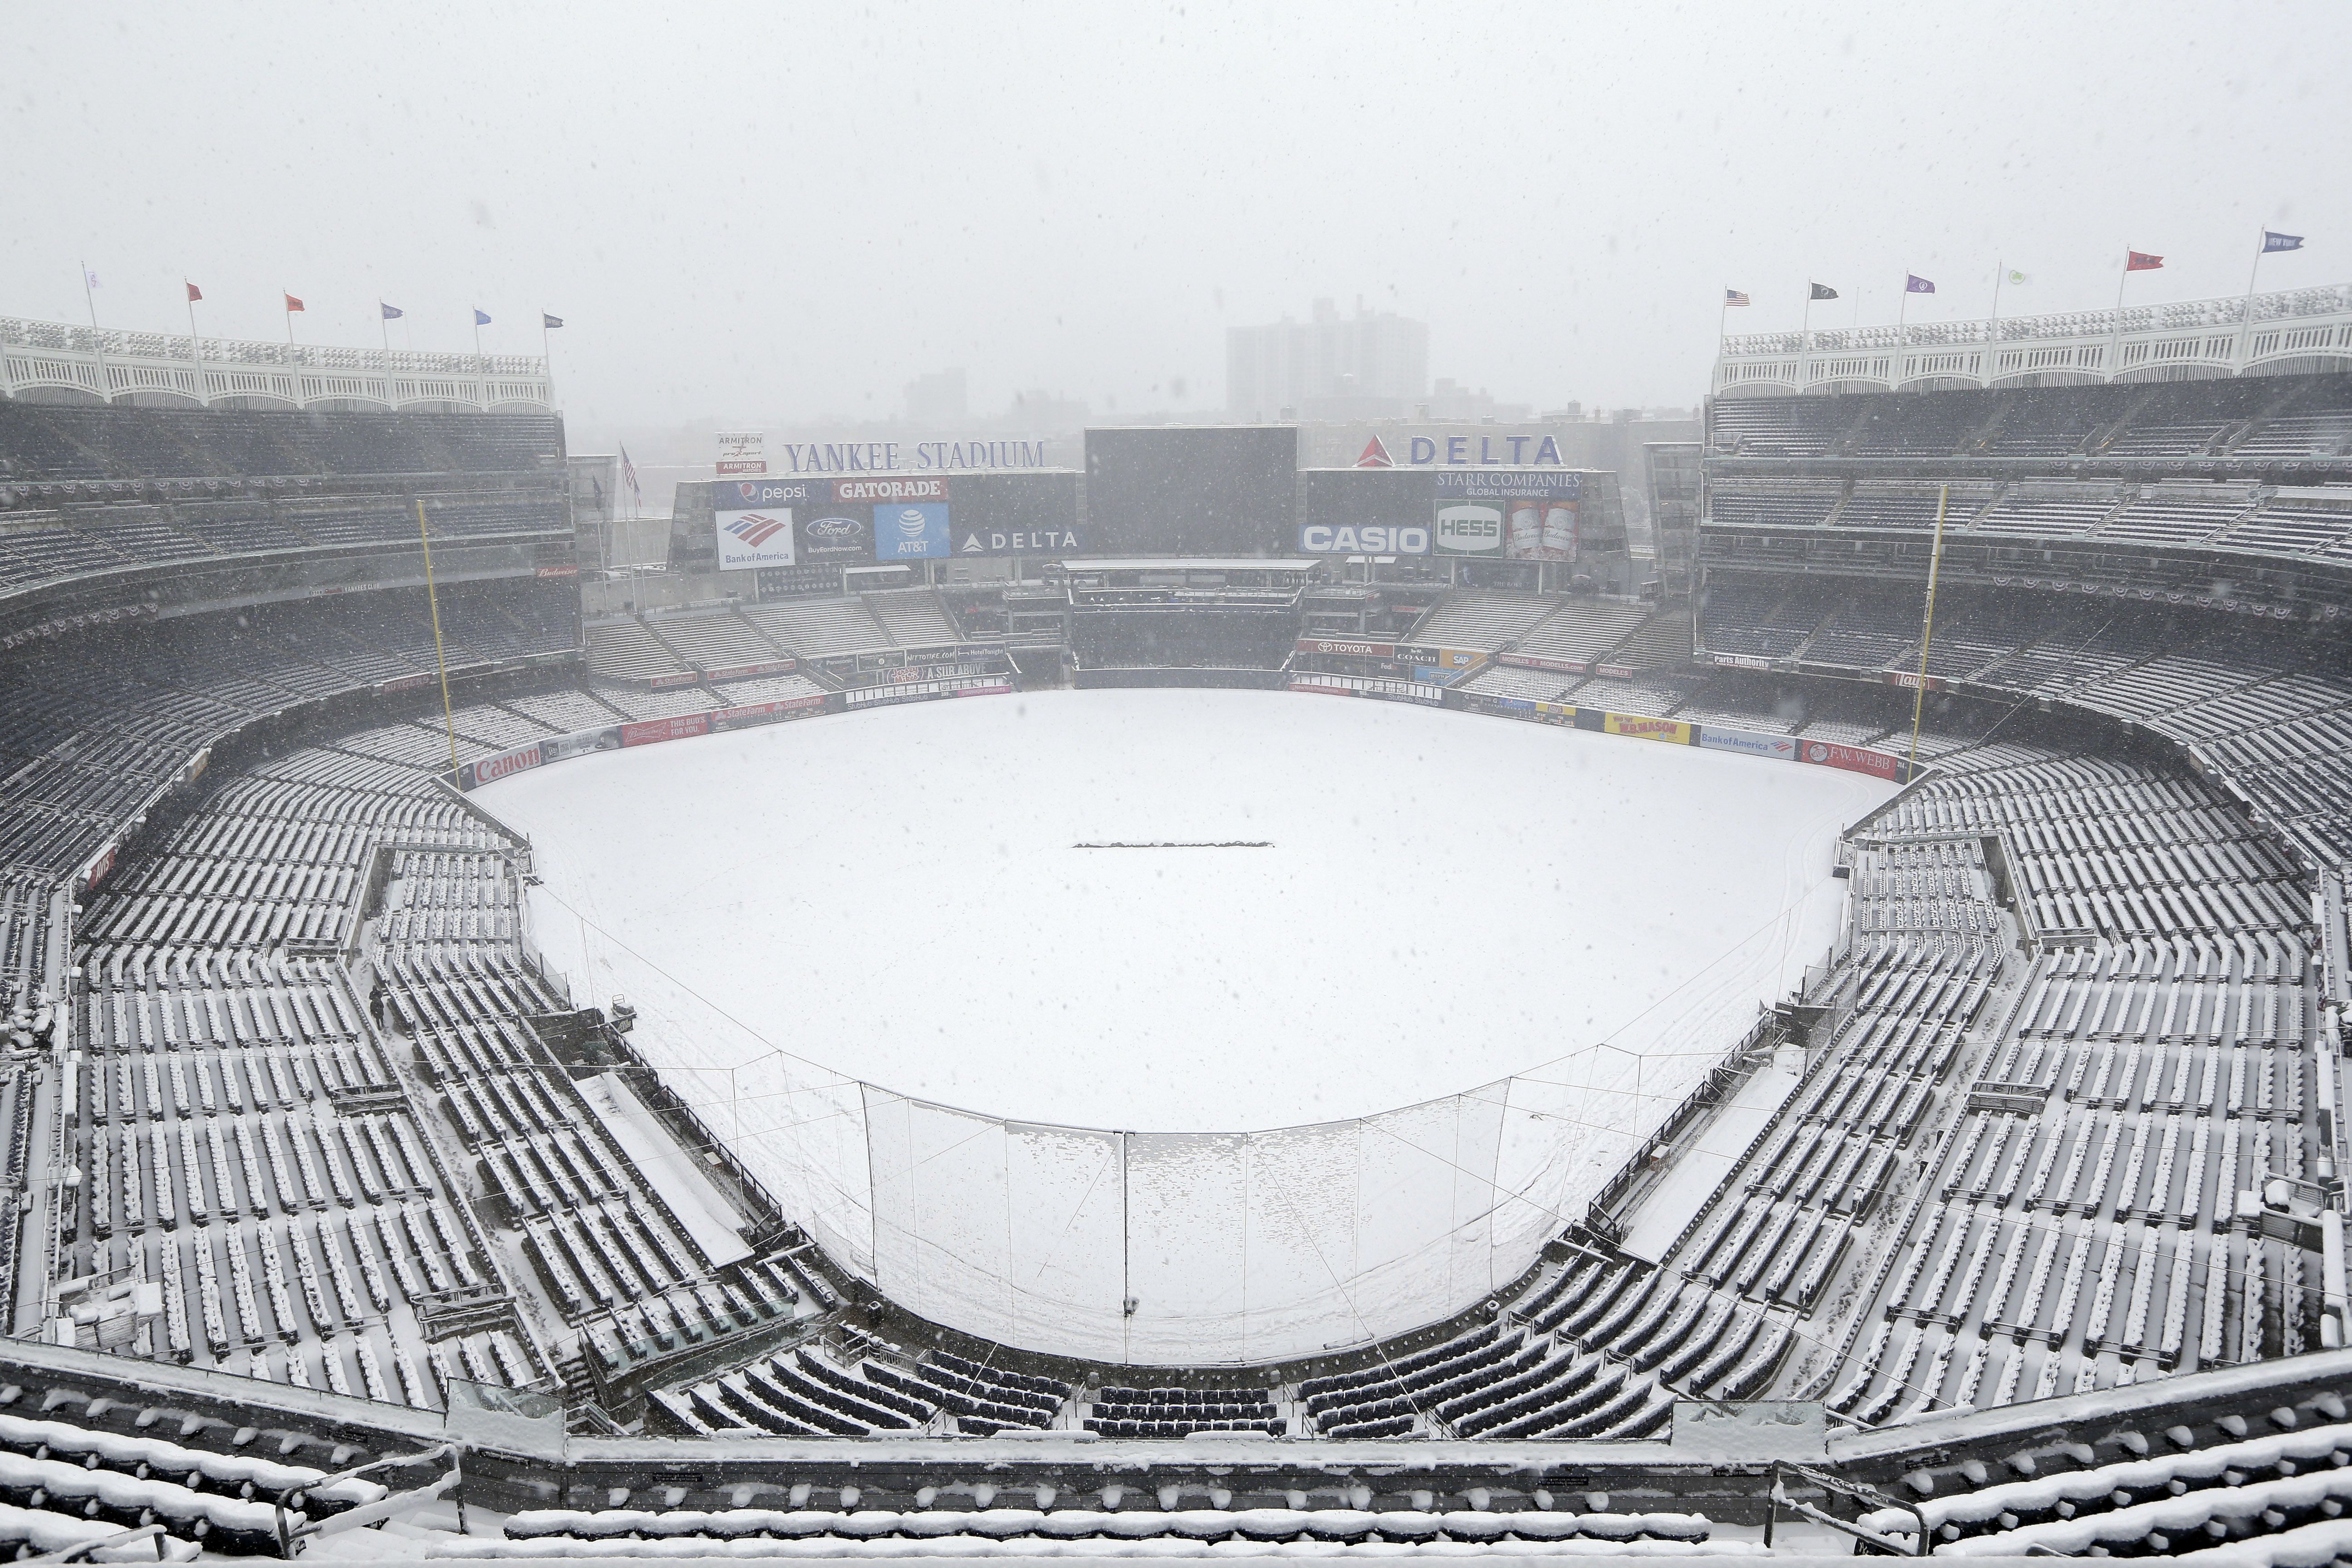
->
1710, 373, 2352, 464
0, 402, 562, 490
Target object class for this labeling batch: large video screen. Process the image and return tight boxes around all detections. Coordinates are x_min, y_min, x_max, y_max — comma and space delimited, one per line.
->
1083, 426, 1299, 554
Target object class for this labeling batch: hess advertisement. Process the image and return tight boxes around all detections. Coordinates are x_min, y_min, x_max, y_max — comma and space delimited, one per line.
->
1433, 470, 1581, 561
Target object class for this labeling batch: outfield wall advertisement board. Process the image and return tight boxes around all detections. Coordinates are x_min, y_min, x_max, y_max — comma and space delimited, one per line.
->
1698, 726, 1801, 762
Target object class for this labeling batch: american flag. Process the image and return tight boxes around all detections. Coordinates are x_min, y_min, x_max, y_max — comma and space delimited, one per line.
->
620, 445, 643, 510
1724, 289, 1750, 306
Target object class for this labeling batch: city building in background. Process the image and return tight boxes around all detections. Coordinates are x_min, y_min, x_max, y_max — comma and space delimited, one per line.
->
1226, 297, 1429, 421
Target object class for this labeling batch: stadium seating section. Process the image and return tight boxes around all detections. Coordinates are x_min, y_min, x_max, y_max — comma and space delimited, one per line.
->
0, 372, 2347, 1558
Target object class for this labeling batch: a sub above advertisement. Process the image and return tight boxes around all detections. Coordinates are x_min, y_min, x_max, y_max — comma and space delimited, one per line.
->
877, 502, 951, 560
796, 512, 873, 560
1434, 502, 1505, 556
957, 528, 1084, 556
1297, 522, 1432, 556
716, 507, 798, 570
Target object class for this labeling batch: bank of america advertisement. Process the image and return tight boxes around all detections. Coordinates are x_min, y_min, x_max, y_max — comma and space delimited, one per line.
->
715, 506, 798, 569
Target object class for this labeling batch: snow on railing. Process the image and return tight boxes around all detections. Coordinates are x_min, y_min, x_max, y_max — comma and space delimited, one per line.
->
1715, 283, 2352, 396
0, 315, 550, 412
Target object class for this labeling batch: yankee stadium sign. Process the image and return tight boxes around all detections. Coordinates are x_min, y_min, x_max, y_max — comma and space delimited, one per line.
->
769, 439, 1056, 474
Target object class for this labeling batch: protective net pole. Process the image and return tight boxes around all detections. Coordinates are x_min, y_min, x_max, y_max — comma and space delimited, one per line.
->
415, 498, 462, 781
1907, 483, 1951, 775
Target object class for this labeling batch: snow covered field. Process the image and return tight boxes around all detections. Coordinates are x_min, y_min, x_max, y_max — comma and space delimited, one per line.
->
480, 688, 1890, 1360
488, 688, 1884, 1130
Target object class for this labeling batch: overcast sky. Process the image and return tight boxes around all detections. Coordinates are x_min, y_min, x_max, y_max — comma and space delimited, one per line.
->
8, 0, 2347, 446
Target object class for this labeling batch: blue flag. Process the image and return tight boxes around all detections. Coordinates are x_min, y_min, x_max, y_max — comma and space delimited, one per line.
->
473, 308, 491, 325
381, 303, 403, 320
1905, 274, 1935, 294
542, 313, 563, 329
2264, 230, 2305, 254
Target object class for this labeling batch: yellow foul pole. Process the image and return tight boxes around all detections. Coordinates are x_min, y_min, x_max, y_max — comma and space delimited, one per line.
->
415, 499, 462, 781
1907, 482, 1951, 777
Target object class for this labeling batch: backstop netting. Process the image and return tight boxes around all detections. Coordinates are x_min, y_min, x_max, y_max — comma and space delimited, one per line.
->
532, 897, 1764, 1364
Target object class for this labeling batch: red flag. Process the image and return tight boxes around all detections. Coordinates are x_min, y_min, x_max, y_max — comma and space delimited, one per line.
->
185, 282, 202, 303
2126, 251, 2164, 272
284, 293, 305, 312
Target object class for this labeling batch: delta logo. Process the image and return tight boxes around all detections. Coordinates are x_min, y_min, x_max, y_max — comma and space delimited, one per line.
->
726, 512, 789, 547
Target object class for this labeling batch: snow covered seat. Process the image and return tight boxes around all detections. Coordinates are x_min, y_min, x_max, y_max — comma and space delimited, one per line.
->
0, 1501, 200, 1562
497, 1506, 1720, 1547
0, 1450, 292, 1553
0, 1409, 384, 1514
1862, 1420, 2352, 1544
1918, 1467, 2352, 1557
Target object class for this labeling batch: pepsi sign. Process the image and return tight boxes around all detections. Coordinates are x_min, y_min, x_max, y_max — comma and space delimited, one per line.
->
721, 479, 814, 508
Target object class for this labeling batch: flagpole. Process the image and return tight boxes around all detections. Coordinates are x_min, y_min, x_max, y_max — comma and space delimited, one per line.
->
79, 260, 109, 404
1800, 288, 1814, 391
2237, 229, 2267, 372
540, 314, 558, 412
1986, 261, 2005, 390
2108, 251, 2131, 381
380, 307, 395, 412
284, 289, 296, 346
186, 283, 206, 407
